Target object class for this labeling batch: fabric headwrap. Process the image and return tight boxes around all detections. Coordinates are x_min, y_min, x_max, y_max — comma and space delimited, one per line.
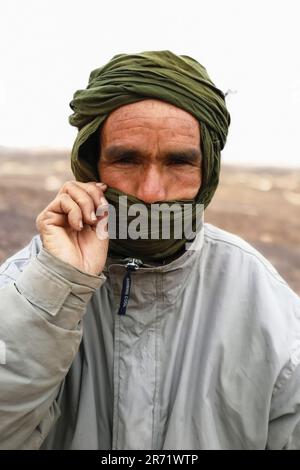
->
68, 50, 231, 261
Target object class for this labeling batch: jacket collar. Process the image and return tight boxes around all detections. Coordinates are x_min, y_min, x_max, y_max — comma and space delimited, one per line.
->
104, 226, 204, 274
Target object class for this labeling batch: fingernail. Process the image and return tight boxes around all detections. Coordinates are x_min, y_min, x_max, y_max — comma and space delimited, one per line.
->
100, 196, 108, 206
96, 202, 109, 217
79, 220, 83, 229
91, 211, 97, 221
96, 183, 107, 187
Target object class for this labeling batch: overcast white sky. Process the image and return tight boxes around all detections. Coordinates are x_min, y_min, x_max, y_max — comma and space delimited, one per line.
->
0, 0, 299, 167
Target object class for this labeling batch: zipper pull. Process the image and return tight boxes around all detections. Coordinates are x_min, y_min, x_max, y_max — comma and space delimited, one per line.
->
118, 258, 142, 316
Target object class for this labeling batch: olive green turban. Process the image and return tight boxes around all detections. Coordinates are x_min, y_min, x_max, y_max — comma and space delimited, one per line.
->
69, 50, 230, 208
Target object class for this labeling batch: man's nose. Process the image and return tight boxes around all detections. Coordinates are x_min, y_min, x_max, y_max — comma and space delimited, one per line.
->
135, 165, 167, 203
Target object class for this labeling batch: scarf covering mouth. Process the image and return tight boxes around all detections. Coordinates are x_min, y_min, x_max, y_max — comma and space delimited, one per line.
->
69, 50, 231, 209
99, 186, 203, 263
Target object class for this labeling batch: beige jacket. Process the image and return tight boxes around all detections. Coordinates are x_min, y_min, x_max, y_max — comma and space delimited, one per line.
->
0, 224, 300, 449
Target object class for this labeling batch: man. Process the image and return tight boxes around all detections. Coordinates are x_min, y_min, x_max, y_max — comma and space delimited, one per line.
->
0, 51, 300, 450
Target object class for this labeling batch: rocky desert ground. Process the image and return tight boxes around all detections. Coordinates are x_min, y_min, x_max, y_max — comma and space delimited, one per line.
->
0, 149, 299, 295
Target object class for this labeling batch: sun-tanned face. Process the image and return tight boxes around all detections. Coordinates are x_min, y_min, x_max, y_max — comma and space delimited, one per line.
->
98, 99, 202, 203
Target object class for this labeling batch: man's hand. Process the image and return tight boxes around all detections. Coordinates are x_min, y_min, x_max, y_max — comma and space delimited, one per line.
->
36, 181, 109, 276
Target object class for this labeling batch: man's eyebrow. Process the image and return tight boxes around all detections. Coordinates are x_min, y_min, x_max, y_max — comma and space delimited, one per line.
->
104, 145, 140, 160
163, 149, 201, 162
104, 145, 201, 162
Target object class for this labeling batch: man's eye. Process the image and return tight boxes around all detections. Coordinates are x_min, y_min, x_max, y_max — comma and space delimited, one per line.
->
168, 159, 192, 166
115, 157, 136, 165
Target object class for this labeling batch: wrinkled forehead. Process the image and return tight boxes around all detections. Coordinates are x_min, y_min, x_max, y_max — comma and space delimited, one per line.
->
104, 99, 198, 120
100, 99, 201, 142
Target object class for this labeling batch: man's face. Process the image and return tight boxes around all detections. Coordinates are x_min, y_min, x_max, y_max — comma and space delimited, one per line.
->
98, 99, 202, 203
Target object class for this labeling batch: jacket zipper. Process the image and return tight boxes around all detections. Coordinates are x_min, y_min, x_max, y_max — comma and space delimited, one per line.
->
117, 258, 142, 316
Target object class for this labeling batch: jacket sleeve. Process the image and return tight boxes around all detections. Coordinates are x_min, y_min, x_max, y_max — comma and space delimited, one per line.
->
267, 363, 300, 449
0, 241, 106, 449
267, 292, 300, 450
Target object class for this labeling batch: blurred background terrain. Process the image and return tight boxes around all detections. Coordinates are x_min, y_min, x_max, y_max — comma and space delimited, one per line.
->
0, 149, 299, 295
